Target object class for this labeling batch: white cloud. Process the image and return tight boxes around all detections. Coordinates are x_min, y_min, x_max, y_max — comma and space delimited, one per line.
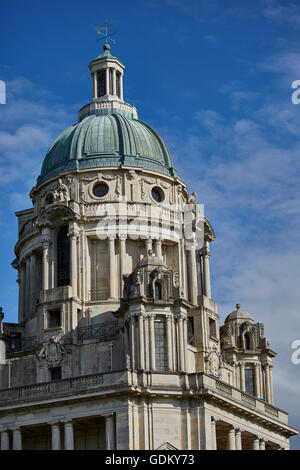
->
263, 0, 300, 27
0, 77, 75, 208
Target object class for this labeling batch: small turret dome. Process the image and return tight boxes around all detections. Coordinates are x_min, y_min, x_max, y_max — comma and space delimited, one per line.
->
225, 304, 254, 323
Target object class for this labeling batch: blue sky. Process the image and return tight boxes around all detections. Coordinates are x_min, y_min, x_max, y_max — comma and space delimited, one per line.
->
1, 0, 300, 449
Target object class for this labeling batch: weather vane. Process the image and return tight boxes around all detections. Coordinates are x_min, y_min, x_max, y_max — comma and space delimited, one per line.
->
94, 20, 118, 47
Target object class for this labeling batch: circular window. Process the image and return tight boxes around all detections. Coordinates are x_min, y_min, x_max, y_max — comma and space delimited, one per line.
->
151, 186, 164, 203
93, 182, 109, 198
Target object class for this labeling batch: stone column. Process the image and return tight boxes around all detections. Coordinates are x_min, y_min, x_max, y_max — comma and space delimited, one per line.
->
30, 251, 37, 315
69, 231, 78, 297
202, 241, 211, 298
105, 414, 115, 450
253, 363, 260, 397
227, 426, 236, 450
144, 314, 150, 370
149, 314, 156, 371
264, 364, 271, 403
259, 439, 266, 450
196, 252, 203, 296
178, 315, 185, 372
12, 427, 22, 450
240, 363, 245, 392
156, 239, 162, 259
183, 315, 188, 371
108, 236, 116, 298
119, 235, 126, 296
51, 422, 61, 450
120, 73, 123, 100
64, 421, 74, 450
129, 314, 135, 370
42, 240, 49, 290
269, 365, 274, 404
166, 315, 173, 371
146, 238, 152, 256
138, 314, 145, 370
252, 436, 260, 450
25, 256, 31, 314
180, 239, 187, 299
189, 239, 198, 304
19, 264, 25, 322
235, 429, 242, 450
93, 72, 97, 99
112, 69, 116, 96
211, 417, 217, 450
0, 429, 9, 450
171, 316, 177, 371
105, 68, 109, 96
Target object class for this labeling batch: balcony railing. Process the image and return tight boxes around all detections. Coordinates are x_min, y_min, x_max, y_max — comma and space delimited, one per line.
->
6, 336, 38, 354
89, 289, 109, 301
77, 321, 119, 341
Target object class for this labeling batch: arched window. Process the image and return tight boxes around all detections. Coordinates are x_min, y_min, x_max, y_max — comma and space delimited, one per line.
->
57, 226, 70, 287
244, 333, 251, 350
155, 281, 162, 300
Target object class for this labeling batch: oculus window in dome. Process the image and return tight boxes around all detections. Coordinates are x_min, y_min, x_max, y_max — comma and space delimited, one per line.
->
93, 182, 109, 198
151, 186, 164, 203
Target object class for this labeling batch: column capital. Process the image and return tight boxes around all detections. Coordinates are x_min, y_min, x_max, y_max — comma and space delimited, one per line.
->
119, 233, 127, 240
48, 419, 61, 425
9, 426, 21, 432
61, 418, 73, 425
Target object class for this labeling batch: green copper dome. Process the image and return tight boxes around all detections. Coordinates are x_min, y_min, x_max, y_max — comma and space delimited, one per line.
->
38, 112, 177, 185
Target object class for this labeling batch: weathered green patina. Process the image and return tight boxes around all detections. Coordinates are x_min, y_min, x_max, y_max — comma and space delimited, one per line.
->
38, 111, 177, 185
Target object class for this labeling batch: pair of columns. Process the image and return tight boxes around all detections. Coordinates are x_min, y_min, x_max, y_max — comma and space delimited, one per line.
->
128, 312, 187, 372
0, 428, 22, 450
145, 238, 162, 258
0, 415, 115, 450
92, 68, 123, 100
185, 239, 211, 304
239, 362, 273, 404
42, 227, 78, 297
51, 415, 115, 450
92, 236, 125, 299
211, 418, 266, 450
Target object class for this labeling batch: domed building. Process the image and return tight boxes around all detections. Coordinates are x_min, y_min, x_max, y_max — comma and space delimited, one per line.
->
0, 42, 297, 450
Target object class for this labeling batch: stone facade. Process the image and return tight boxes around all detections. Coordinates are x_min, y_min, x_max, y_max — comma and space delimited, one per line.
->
0, 43, 297, 450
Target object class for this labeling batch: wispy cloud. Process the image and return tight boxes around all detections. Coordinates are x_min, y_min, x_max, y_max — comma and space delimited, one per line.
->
0, 76, 75, 208
263, 0, 300, 27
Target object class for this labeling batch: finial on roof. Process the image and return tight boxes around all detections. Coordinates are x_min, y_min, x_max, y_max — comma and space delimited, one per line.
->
94, 20, 118, 53
236, 303, 240, 309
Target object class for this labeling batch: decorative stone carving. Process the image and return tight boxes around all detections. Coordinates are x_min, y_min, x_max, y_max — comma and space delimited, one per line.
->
205, 344, 223, 377
53, 179, 69, 203
173, 271, 180, 288
36, 336, 66, 368
222, 323, 232, 346
126, 170, 136, 181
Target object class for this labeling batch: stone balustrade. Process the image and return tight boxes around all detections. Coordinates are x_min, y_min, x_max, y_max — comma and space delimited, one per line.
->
0, 370, 286, 426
